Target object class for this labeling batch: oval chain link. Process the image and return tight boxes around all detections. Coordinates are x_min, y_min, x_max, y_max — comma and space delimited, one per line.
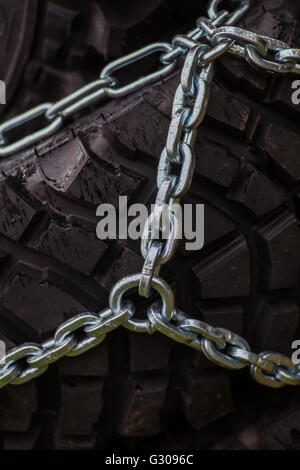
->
139, 43, 214, 298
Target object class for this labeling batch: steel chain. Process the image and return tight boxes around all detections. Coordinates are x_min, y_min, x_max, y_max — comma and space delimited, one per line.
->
0, 0, 300, 390
139, 43, 214, 301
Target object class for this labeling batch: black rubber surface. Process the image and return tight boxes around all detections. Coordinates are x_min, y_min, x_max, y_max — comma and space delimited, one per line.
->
0, 0, 299, 450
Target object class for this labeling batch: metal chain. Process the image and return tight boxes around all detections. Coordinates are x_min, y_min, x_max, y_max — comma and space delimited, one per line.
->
1, 0, 300, 390
138, 43, 214, 303
0, 306, 134, 388
0, 7, 229, 158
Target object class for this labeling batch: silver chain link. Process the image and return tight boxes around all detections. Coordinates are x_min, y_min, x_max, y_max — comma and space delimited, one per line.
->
1, 0, 300, 390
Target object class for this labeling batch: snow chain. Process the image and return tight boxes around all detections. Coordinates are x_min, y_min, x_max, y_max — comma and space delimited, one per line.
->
1, 0, 300, 390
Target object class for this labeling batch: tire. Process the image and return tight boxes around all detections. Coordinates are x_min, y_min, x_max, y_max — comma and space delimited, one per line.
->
0, 0, 300, 451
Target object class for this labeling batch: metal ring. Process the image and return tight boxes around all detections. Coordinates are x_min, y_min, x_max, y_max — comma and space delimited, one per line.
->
109, 273, 175, 333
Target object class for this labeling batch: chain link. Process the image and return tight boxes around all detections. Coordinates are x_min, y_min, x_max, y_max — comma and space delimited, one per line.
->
139, 43, 214, 299
0, 307, 130, 387
1, 0, 300, 391
198, 21, 300, 74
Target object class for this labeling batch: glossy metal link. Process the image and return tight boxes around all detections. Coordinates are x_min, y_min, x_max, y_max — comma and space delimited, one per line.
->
202, 23, 292, 65
250, 352, 294, 389
172, 35, 199, 52
148, 306, 197, 345
139, 242, 162, 298
0, 104, 63, 157
170, 143, 195, 198
181, 44, 209, 96
197, 17, 217, 37
141, 37, 214, 322
166, 108, 191, 161
183, 127, 197, 148
275, 48, 300, 73
178, 318, 226, 349
140, 175, 178, 273
0, 306, 128, 387
200, 38, 234, 63
275, 48, 300, 63
10, 364, 48, 385
101, 43, 176, 98
3, 344, 48, 386
84, 306, 131, 337
54, 312, 106, 357
0, 364, 20, 389
2, 2, 300, 161
245, 44, 297, 74
227, 346, 275, 374
202, 328, 250, 370
45, 78, 112, 120
141, 210, 181, 266
157, 148, 172, 188
212, 26, 269, 57
142, 173, 181, 266
172, 64, 214, 131
160, 10, 229, 64
184, 73, 212, 129
208, 0, 250, 26
274, 365, 300, 386
27, 335, 75, 368
152, 175, 177, 232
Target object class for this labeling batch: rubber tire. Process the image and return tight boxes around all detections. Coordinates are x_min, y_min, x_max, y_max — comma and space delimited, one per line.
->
0, 0, 300, 450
